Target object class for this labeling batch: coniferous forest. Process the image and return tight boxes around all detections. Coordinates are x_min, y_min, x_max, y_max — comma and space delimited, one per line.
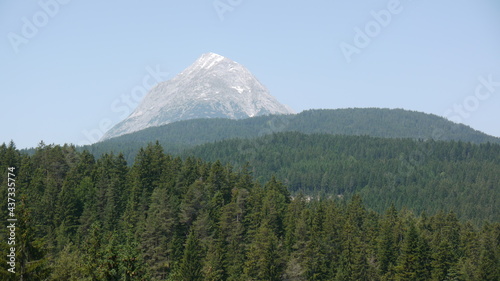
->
83, 109, 500, 164
186, 132, 500, 223
0, 141, 499, 280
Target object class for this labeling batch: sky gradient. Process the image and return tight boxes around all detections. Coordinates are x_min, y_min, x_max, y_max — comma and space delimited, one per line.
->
1, 0, 500, 148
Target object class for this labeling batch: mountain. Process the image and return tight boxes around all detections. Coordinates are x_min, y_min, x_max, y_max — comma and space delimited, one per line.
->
102, 52, 293, 140
84, 108, 500, 163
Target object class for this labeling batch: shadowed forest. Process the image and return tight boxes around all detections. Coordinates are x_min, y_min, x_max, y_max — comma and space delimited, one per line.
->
0, 141, 499, 280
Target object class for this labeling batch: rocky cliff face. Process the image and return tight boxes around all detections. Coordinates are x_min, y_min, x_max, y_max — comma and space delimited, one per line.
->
102, 52, 293, 140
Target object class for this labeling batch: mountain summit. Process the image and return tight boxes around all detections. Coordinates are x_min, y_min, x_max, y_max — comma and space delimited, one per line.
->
102, 52, 293, 140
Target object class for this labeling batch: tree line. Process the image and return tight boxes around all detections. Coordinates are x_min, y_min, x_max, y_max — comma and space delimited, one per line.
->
0, 141, 498, 280
80, 108, 500, 165
186, 132, 500, 223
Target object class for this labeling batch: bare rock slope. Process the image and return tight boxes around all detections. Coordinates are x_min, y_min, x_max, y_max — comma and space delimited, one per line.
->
102, 53, 293, 140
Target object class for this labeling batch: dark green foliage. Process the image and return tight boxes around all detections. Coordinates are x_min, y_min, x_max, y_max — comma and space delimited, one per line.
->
15, 202, 51, 280
177, 230, 203, 281
377, 204, 400, 277
81, 108, 500, 162
395, 223, 431, 281
1, 141, 499, 280
202, 235, 227, 281
244, 222, 285, 280
186, 132, 500, 223
477, 224, 500, 281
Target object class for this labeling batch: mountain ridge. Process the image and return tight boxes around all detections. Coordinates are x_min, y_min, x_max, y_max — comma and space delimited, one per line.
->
102, 52, 293, 140
84, 108, 500, 162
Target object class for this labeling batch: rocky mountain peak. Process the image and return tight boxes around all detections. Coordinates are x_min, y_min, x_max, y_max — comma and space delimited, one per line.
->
101, 53, 293, 141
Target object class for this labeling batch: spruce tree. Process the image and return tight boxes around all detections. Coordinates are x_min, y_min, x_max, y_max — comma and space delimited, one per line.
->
477, 224, 500, 281
395, 223, 422, 280
378, 204, 400, 276
177, 230, 203, 281
244, 222, 284, 281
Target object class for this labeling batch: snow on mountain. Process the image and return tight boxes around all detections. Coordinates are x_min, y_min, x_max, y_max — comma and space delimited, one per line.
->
101, 52, 294, 140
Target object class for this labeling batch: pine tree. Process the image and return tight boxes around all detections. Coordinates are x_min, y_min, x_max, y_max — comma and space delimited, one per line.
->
203, 233, 227, 281
260, 176, 290, 237
244, 222, 284, 281
140, 186, 178, 279
283, 193, 307, 253
117, 241, 149, 280
207, 160, 231, 203
134, 142, 167, 192
322, 200, 343, 278
177, 230, 203, 281
432, 236, 455, 280
3, 141, 21, 169
82, 222, 104, 280
304, 204, 331, 280
415, 231, 432, 281
457, 221, 480, 280
378, 204, 400, 276
219, 194, 247, 280
395, 223, 423, 280
50, 243, 87, 280
477, 224, 500, 281
335, 222, 368, 281
16, 200, 50, 280
98, 233, 121, 281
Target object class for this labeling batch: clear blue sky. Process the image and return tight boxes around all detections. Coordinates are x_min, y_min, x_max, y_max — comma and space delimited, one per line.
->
1, 0, 499, 148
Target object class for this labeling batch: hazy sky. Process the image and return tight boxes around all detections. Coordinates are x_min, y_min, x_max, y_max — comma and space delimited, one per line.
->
1, 0, 500, 148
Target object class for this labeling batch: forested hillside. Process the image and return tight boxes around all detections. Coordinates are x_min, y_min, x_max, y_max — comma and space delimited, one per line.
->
83, 108, 500, 163
0, 142, 499, 280
185, 132, 500, 223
